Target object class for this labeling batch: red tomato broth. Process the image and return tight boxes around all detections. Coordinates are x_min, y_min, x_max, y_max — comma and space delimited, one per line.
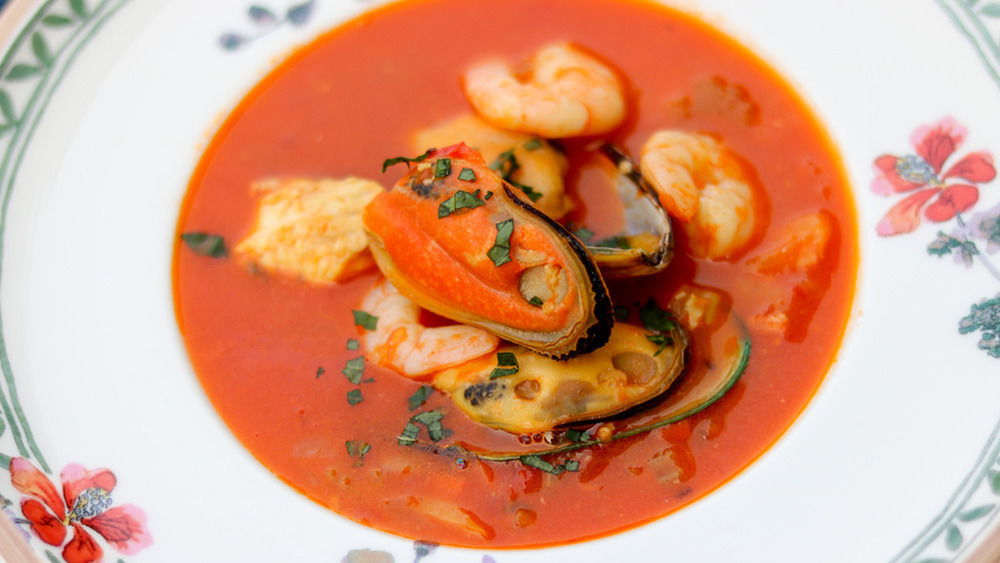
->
173, 0, 857, 549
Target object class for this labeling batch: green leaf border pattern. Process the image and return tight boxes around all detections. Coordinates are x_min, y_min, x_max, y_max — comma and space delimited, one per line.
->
0, 0, 131, 552
938, 0, 1000, 93
0, 0, 998, 561
894, 3, 1000, 561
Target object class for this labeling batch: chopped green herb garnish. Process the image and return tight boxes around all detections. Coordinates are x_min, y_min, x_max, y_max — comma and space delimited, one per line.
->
523, 138, 543, 151
352, 310, 379, 331
489, 352, 520, 379
570, 227, 593, 243
434, 158, 452, 178
646, 333, 673, 356
516, 184, 543, 203
346, 339, 360, 351
520, 454, 579, 474
640, 299, 677, 356
408, 385, 433, 411
484, 191, 494, 200
520, 454, 559, 473
565, 429, 590, 443
487, 219, 515, 267
639, 298, 677, 333
413, 410, 446, 441
181, 232, 227, 258
528, 296, 544, 307
346, 440, 371, 465
341, 356, 366, 384
398, 410, 449, 444
315, 366, 326, 379
438, 189, 486, 218
614, 305, 630, 322
458, 167, 477, 182
398, 421, 420, 446
490, 149, 540, 201
381, 149, 432, 173
491, 149, 520, 178
347, 389, 365, 406
593, 235, 631, 249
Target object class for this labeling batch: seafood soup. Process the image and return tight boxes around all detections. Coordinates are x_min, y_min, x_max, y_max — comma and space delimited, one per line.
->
173, 0, 858, 548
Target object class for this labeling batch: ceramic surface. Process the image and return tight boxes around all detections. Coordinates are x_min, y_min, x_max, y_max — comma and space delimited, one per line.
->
0, 0, 998, 561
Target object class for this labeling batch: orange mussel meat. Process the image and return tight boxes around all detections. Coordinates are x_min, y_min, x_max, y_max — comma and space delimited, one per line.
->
363, 143, 613, 359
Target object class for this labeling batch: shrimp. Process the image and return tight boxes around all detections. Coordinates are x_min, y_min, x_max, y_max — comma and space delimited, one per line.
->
462, 42, 626, 138
639, 130, 765, 260
412, 113, 573, 220
359, 280, 500, 378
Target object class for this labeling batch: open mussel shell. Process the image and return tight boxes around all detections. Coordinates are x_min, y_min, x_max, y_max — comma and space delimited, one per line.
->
585, 145, 673, 278
363, 143, 614, 360
433, 322, 688, 433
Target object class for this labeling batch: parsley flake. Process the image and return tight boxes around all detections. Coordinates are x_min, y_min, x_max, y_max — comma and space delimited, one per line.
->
489, 149, 540, 201
458, 167, 477, 182
491, 149, 520, 178
438, 190, 486, 218
346, 339, 360, 351
614, 305, 630, 322
516, 184, 543, 203
341, 356, 366, 384
489, 352, 520, 379
315, 366, 326, 379
408, 385, 433, 411
572, 226, 595, 243
487, 219, 515, 267
646, 333, 673, 356
593, 235, 631, 249
181, 232, 227, 258
347, 389, 364, 406
398, 421, 420, 446
352, 310, 378, 331
523, 138, 542, 151
528, 296, 544, 307
639, 299, 677, 333
345, 440, 371, 466
519, 454, 580, 474
640, 299, 677, 357
381, 149, 432, 173
434, 158, 452, 178
399, 410, 449, 444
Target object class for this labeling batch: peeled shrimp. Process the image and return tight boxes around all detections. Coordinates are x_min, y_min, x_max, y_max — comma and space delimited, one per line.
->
639, 130, 764, 260
462, 42, 626, 138
412, 113, 572, 220
359, 281, 500, 378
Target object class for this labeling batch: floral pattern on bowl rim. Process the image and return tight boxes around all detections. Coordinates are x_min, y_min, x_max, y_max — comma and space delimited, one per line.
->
0, 0, 998, 561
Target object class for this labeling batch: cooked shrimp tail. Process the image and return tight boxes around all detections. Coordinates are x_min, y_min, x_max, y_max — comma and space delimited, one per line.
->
359, 280, 500, 378
639, 130, 767, 260
462, 42, 626, 138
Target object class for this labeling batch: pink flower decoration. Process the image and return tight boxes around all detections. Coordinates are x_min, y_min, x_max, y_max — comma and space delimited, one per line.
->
872, 117, 996, 235
9, 458, 152, 563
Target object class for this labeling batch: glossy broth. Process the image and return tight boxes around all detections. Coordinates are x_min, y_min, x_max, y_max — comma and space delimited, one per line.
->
174, 0, 858, 548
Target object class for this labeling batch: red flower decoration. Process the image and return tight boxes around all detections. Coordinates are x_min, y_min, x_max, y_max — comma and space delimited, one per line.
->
9, 458, 152, 563
872, 117, 996, 235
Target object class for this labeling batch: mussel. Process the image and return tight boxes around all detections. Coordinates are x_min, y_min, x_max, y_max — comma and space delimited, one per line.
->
584, 145, 674, 278
432, 322, 688, 433
363, 143, 614, 359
